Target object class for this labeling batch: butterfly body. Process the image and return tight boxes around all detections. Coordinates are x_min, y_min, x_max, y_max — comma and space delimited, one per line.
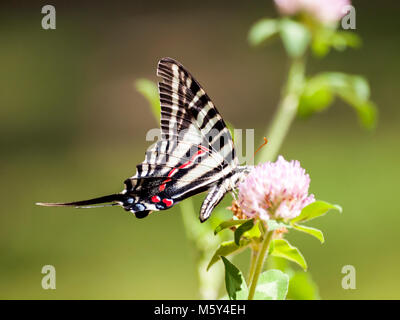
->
37, 58, 250, 222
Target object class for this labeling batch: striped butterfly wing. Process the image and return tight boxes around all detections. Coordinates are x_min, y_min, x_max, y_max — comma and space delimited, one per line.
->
37, 58, 241, 222
123, 58, 239, 220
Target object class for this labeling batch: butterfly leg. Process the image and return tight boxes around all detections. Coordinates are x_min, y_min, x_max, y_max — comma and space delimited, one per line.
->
199, 183, 227, 222
230, 190, 238, 201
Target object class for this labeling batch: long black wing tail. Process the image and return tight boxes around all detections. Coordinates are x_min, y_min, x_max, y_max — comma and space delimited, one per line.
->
36, 193, 124, 208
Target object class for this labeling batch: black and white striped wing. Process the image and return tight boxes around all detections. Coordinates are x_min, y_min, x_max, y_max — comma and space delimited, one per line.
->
37, 58, 242, 222
123, 58, 239, 220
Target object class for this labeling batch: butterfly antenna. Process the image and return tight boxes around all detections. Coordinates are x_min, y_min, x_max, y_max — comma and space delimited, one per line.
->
249, 137, 269, 163
36, 193, 124, 209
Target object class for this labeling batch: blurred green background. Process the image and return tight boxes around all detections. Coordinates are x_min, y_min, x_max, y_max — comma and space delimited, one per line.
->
1, 1, 399, 299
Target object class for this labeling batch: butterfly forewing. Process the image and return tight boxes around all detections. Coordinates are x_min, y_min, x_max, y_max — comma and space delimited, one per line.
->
157, 58, 237, 166
123, 58, 239, 216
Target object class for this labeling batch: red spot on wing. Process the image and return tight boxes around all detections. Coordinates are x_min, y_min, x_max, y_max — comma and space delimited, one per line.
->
151, 195, 161, 203
159, 178, 171, 191
198, 145, 210, 153
158, 146, 207, 192
178, 150, 203, 170
162, 198, 173, 207
168, 168, 177, 177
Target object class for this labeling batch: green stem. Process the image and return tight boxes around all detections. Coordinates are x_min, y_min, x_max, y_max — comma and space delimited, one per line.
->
247, 248, 258, 285
180, 200, 223, 300
258, 58, 306, 162
247, 230, 275, 300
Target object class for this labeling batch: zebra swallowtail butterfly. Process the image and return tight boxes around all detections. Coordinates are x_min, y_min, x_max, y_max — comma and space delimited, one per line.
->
37, 58, 250, 222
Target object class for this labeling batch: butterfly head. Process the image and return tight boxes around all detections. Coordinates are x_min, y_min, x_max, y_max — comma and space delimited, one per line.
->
236, 165, 253, 182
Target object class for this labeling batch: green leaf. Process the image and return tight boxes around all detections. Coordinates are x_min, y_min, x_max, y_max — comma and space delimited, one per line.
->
325, 73, 370, 102
248, 18, 279, 47
268, 238, 275, 255
135, 79, 160, 122
291, 200, 342, 224
298, 77, 334, 117
234, 219, 254, 245
270, 239, 307, 271
311, 26, 336, 58
279, 18, 311, 58
311, 35, 331, 57
292, 224, 325, 244
242, 220, 262, 240
266, 256, 289, 271
311, 29, 361, 57
221, 257, 248, 300
253, 269, 289, 300
287, 271, 320, 300
315, 72, 377, 130
299, 72, 375, 121
267, 220, 292, 231
334, 76, 377, 130
331, 31, 362, 51
214, 219, 249, 235
354, 101, 378, 130
207, 240, 249, 270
